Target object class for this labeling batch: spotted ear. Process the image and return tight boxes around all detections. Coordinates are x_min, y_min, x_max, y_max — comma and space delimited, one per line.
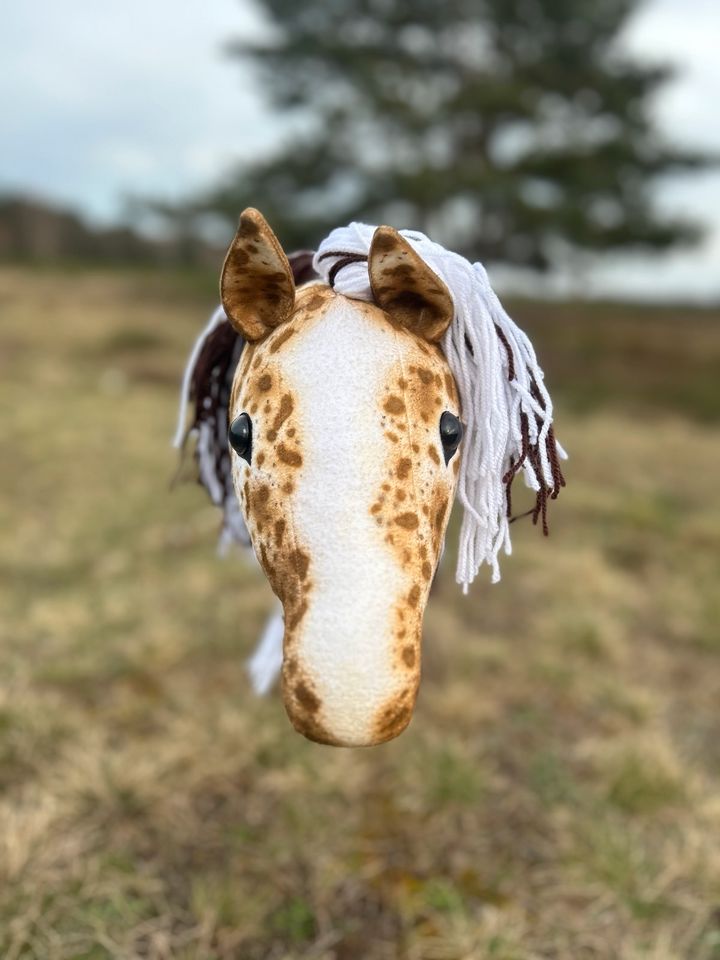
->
369, 226, 454, 343
221, 208, 295, 342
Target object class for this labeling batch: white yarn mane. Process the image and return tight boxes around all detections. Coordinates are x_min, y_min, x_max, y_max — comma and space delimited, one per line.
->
314, 223, 567, 590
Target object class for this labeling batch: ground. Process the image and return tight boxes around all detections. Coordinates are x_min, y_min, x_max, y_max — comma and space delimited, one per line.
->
0, 267, 719, 960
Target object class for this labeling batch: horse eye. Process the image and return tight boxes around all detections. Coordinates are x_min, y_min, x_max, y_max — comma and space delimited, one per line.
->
229, 412, 252, 463
439, 411, 463, 464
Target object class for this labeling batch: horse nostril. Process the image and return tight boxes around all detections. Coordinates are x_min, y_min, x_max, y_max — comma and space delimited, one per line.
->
229, 412, 253, 463
439, 411, 463, 465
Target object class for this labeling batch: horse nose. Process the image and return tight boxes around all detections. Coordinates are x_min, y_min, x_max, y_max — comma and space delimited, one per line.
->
279, 601, 423, 747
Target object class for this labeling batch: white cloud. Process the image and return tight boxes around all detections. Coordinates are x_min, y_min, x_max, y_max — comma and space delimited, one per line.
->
1, 0, 718, 297
1, 0, 276, 222
599, 0, 720, 298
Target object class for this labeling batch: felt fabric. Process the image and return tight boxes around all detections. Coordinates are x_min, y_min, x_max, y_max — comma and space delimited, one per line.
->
229, 285, 459, 745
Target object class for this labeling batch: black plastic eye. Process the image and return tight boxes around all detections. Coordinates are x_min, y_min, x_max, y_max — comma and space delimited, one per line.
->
229, 412, 252, 463
439, 411, 463, 464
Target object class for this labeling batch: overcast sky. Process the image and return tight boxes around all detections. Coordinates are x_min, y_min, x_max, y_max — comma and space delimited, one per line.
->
2, 0, 719, 300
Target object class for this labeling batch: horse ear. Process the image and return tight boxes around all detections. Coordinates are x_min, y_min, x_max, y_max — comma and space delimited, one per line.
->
369, 226, 454, 343
221, 208, 295, 342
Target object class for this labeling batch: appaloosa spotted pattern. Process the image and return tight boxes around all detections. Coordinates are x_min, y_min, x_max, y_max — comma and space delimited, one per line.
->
368, 334, 459, 742
231, 286, 339, 743
224, 210, 461, 746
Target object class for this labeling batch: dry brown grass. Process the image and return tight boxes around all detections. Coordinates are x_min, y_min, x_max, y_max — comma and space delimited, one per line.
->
0, 267, 719, 960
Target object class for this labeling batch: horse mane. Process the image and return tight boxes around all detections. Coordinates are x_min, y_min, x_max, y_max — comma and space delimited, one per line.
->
173, 251, 318, 553
314, 225, 567, 588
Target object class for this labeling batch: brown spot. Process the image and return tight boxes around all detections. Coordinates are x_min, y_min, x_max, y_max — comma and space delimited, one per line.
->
245, 481, 273, 536
445, 372, 455, 395
278, 443, 302, 467
434, 501, 448, 534
291, 713, 335, 745
370, 502, 382, 515
274, 518, 286, 546
283, 481, 294, 494
418, 367, 433, 385
383, 262, 414, 281
241, 216, 261, 238
267, 393, 294, 441
397, 377, 408, 390
386, 431, 399, 443
422, 561, 432, 581
286, 599, 308, 631
290, 548, 310, 581
408, 584, 421, 607
397, 489, 406, 501
269, 325, 296, 354
396, 457, 412, 480
373, 702, 412, 741
395, 512, 419, 530
257, 451, 266, 467
372, 231, 395, 254
428, 444, 440, 465
250, 481, 270, 509
303, 290, 328, 312
258, 373, 272, 391
402, 646, 416, 668
384, 395, 404, 415
294, 680, 320, 714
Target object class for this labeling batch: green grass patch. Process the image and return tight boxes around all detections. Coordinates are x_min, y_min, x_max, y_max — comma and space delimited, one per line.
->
606, 751, 686, 815
1, 268, 719, 959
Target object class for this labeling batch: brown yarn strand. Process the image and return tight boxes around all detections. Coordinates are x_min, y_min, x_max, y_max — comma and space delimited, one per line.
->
317, 250, 369, 288
496, 345, 566, 535
502, 412, 530, 485
505, 456, 514, 518
546, 423, 566, 500
493, 322, 516, 382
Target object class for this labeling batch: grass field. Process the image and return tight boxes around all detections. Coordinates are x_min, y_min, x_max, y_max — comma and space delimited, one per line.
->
1, 266, 719, 960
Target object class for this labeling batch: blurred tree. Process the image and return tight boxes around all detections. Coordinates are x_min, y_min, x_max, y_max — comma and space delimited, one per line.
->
184, 0, 714, 267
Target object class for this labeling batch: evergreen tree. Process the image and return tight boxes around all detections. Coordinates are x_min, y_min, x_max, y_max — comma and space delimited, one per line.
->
190, 0, 712, 267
